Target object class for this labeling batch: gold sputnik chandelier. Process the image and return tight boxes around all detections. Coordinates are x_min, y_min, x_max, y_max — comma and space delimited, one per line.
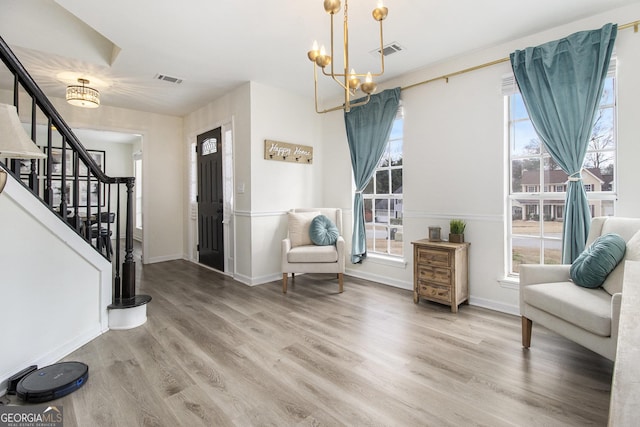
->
308, 0, 388, 113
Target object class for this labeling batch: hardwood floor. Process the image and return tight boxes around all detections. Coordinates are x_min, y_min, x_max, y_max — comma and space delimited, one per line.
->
8, 260, 614, 426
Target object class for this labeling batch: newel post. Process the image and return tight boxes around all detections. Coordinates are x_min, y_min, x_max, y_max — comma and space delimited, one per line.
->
108, 177, 151, 329
122, 178, 136, 299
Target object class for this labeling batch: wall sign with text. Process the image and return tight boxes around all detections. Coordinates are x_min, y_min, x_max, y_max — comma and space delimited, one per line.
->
264, 140, 313, 164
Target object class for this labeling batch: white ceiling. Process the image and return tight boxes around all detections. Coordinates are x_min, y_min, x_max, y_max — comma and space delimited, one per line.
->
1, 0, 638, 117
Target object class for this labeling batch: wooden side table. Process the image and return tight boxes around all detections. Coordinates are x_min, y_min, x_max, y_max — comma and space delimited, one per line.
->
411, 239, 470, 313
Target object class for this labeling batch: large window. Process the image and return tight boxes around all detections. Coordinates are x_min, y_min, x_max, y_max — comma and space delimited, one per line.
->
363, 106, 404, 257
507, 71, 616, 274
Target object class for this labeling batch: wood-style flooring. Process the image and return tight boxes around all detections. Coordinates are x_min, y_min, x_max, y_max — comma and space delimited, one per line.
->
6, 260, 614, 426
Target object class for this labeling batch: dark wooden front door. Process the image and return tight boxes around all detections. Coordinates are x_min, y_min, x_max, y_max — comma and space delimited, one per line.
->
197, 127, 224, 271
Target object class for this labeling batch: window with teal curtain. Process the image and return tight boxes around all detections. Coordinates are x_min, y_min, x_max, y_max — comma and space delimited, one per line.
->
344, 87, 401, 263
363, 105, 404, 257
510, 23, 617, 263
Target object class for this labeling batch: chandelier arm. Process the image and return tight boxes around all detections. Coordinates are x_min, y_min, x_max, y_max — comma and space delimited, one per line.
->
328, 11, 337, 81
323, 71, 365, 77
368, 20, 386, 78
321, 71, 355, 77
331, 75, 350, 91
319, 66, 350, 90
313, 62, 322, 114
343, 0, 350, 111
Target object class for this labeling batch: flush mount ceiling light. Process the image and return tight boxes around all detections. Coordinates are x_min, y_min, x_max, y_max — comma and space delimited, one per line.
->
307, 0, 388, 113
66, 78, 100, 108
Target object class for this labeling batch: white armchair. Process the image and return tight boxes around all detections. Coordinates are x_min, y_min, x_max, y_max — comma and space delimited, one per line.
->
281, 208, 345, 294
520, 216, 640, 361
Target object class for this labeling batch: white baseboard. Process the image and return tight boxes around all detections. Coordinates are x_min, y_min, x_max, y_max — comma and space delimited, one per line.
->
234, 272, 281, 286
145, 253, 183, 264
345, 268, 413, 291
469, 296, 519, 316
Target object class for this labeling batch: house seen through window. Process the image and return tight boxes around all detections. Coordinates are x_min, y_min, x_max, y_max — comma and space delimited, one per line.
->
363, 105, 404, 257
507, 68, 616, 274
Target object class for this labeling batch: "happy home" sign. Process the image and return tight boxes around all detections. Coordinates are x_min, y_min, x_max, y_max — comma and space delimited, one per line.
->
264, 140, 313, 164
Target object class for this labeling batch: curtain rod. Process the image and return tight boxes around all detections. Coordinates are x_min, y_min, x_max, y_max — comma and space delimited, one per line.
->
402, 19, 639, 92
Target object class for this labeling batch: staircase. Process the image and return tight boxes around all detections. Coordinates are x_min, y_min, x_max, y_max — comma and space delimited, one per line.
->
0, 35, 151, 327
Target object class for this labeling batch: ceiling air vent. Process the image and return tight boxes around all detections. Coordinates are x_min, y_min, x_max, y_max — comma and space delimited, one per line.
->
154, 74, 183, 84
372, 42, 404, 57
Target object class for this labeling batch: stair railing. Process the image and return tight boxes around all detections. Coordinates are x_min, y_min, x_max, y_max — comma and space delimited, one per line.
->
0, 35, 149, 309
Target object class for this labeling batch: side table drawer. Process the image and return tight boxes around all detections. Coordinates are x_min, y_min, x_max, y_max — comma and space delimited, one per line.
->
417, 247, 452, 268
417, 265, 451, 285
417, 282, 451, 302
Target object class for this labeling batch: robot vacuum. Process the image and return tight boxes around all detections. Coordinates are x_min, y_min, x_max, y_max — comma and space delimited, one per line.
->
16, 361, 89, 403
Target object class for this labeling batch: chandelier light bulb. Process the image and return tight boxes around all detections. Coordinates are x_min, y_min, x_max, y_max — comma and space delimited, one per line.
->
308, 40, 320, 61
315, 44, 332, 68
360, 72, 377, 95
348, 68, 360, 90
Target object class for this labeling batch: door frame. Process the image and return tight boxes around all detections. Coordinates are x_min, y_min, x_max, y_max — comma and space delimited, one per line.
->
187, 118, 235, 276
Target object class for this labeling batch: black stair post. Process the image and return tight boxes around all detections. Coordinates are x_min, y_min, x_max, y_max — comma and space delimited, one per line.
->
109, 177, 151, 310
122, 178, 135, 299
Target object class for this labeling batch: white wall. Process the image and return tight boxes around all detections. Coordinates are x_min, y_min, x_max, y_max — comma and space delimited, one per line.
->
0, 174, 111, 391
320, 4, 640, 314
248, 82, 323, 281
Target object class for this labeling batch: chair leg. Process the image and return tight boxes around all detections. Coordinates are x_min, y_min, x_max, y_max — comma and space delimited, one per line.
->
522, 316, 532, 348
338, 273, 344, 293
282, 273, 288, 294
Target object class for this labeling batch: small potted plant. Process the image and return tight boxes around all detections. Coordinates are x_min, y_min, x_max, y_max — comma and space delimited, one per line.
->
449, 219, 466, 243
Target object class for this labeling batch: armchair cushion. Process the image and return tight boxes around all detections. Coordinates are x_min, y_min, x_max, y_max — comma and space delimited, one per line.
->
309, 214, 340, 246
288, 211, 320, 248
523, 282, 612, 336
287, 244, 339, 263
570, 233, 626, 288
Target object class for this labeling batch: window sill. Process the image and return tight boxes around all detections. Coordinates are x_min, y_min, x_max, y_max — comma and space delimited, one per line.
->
498, 275, 520, 289
366, 253, 407, 268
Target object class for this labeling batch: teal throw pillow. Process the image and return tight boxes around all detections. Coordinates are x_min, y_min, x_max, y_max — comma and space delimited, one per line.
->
570, 233, 626, 288
309, 215, 339, 246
